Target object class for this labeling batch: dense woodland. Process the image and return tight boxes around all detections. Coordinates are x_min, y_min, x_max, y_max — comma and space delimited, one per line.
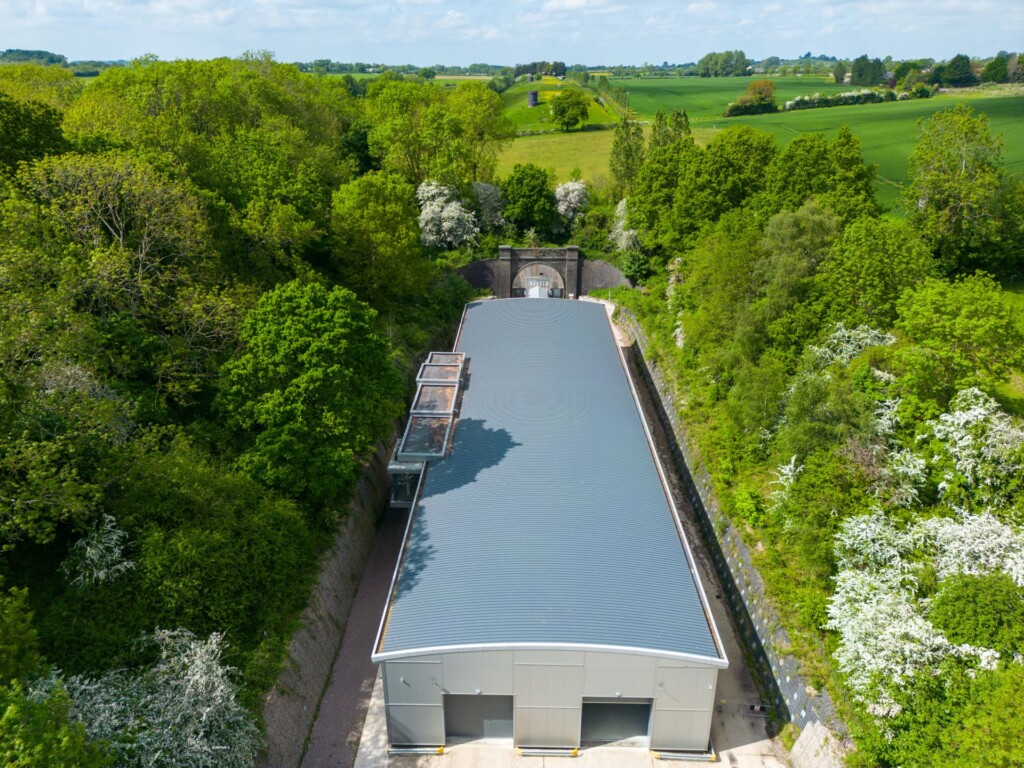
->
608, 95, 1024, 766
1, 50, 1023, 767
0, 55, 516, 766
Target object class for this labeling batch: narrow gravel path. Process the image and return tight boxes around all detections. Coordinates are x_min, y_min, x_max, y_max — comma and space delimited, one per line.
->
301, 510, 408, 768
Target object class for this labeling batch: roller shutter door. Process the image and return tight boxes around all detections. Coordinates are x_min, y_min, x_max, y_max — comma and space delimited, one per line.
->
580, 698, 652, 744
444, 695, 513, 741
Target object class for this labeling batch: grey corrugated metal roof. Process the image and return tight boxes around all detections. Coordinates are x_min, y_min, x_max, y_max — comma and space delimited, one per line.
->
375, 299, 724, 663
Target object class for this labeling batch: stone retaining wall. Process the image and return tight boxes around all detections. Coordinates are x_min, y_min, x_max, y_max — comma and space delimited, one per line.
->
256, 438, 393, 768
614, 309, 846, 767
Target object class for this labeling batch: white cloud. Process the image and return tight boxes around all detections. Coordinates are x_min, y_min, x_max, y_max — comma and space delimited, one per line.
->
0, 0, 1018, 64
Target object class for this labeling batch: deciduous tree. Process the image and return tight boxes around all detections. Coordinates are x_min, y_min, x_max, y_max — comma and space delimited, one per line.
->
499, 164, 557, 234
548, 88, 590, 131
217, 280, 402, 509
609, 118, 645, 193
904, 104, 1003, 273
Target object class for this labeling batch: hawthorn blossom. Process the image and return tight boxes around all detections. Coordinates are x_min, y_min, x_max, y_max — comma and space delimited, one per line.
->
929, 388, 1024, 503
610, 198, 639, 252
61, 515, 135, 588
417, 181, 479, 249
769, 455, 802, 511
66, 630, 260, 768
809, 323, 895, 368
555, 180, 589, 225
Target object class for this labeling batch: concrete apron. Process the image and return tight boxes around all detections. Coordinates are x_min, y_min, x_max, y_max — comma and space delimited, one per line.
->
355, 667, 783, 768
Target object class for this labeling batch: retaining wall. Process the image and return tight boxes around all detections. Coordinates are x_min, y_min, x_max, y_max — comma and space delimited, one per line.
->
615, 309, 846, 766
256, 438, 393, 768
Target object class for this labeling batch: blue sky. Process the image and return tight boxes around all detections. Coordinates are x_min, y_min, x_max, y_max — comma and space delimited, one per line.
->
1, 0, 1020, 65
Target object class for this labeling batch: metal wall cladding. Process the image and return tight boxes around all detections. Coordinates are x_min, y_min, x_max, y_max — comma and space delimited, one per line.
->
654, 666, 719, 713
382, 650, 719, 750
443, 651, 514, 695
582, 652, 656, 698
515, 706, 582, 748
383, 658, 442, 705
514, 662, 585, 708
387, 704, 445, 746
651, 709, 715, 751
382, 660, 445, 745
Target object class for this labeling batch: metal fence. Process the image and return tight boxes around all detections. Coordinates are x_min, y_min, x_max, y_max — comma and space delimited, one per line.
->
616, 309, 844, 737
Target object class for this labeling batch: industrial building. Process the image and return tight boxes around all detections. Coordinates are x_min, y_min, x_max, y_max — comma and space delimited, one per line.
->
373, 298, 727, 753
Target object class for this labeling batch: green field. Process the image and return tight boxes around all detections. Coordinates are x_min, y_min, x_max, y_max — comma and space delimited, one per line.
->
501, 76, 619, 134
612, 75, 850, 121
497, 78, 1024, 209
496, 128, 619, 183
720, 90, 1024, 208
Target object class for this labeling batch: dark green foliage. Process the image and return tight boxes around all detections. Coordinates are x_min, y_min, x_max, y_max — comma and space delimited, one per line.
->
218, 281, 402, 512
853, 662, 1024, 768
0, 581, 41, 683
500, 163, 557, 234
330, 171, 428, 308
647, 108, 690, 151
981, 53, 1009, 83
628, 139, 699, 256
942, 54, 979, 87
905, 105, 1005, 273
608, 118, 644, 193
723, 79, 777, 116
850, 55, 885, 86
670, 126, 777, 247
818, 217, 935, 327
736, 203, 842, 364
602, 69, 1024, 766
620, 250, 651, 284
0, 93, 66, 174
0, 50, 67, 65
696, 50, 750, 77
548, 88, 590, 132
929, 573, 1024, 654
0, 54, 471, 757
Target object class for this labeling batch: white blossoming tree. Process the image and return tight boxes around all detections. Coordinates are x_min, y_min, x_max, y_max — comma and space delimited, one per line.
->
416, 181, 479, 249
65, 629, 260, 768
610, 198, 639, 252
927, 387, 1024, 508
809, 322, 896, 369
61, 514, 135, 588
554, 180, 588, 228
827, 507, 1022, 715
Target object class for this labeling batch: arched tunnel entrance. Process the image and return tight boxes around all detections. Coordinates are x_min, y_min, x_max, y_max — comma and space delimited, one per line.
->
512, 263, 566, 298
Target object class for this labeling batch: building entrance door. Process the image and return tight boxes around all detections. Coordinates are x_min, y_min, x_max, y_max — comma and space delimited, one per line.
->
444, 695, 514, 742
580, 698, 652, 745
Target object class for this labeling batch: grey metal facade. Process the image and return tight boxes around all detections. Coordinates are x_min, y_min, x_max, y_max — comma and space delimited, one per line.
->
381, 650, 719, 750
374, 299, 726, 751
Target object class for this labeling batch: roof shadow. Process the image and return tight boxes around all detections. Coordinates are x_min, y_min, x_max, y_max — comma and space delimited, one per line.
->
393, 418, 519, 600
427, 417, 521, 496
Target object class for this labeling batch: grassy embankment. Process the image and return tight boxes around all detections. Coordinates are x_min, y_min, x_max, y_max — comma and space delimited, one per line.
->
998, 279, 1024, 417
497, 77, 1024, 210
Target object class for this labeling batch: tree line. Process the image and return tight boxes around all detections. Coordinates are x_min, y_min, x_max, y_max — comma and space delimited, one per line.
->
608, 98, 1024, 767
0, 53, 520, 764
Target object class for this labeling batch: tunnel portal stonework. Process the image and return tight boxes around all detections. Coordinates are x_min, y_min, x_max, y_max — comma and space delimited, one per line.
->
459, 245, 630, 299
